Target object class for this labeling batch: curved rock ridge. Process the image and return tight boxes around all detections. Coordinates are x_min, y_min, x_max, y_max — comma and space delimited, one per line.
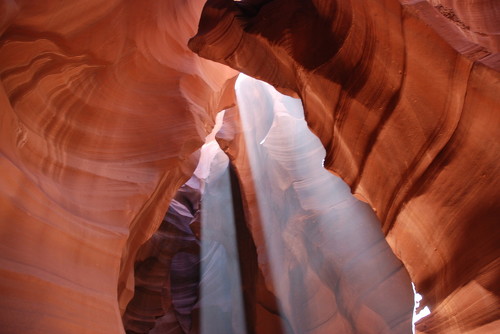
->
0, 1, 236, 333
216, 74, 414, 333
190, 0, 500, 332
1, 0, 498, 333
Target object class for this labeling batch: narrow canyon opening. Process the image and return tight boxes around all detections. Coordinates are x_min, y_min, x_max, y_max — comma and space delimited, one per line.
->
123, 74, 418, 333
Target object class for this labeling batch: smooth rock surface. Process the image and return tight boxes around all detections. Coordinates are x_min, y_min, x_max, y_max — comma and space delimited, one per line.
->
0, 1, 236, 333
190, 0, 500, 332
1, 0, 498, 333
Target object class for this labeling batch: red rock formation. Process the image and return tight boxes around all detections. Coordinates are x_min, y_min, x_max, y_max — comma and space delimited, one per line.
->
189, 0, 500, 332
1, 0, 499, 333
0, 1, 236, 333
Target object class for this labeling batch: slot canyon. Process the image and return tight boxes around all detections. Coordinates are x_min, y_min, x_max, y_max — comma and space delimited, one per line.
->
0, 0, 499, 333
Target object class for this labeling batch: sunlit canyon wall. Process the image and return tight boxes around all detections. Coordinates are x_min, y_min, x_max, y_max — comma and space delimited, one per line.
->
220, 76, 414, 333
122, 75, 414, 333
190, 0, 500, 332
0, 0, 499, 334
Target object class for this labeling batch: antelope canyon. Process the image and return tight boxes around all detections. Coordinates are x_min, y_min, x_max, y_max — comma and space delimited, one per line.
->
0, 0, 499, 334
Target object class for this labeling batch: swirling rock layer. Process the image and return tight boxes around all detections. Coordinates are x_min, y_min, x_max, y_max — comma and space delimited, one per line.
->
190, 0, 500, 332
0, 1, 236, 333
1, 0, 499, 333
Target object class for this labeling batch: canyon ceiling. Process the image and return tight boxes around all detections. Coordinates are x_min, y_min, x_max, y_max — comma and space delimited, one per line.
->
0, 0, 499, 334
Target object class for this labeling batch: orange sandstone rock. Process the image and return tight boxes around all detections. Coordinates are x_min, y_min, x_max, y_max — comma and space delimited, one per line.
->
0, 0, 498, 333
0, 1, 236, 333
190, 0, 500, 332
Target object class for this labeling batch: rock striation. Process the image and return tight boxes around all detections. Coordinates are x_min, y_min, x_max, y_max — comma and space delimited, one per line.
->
0, 0, 499, 333
189, 0, 500, 332
0, 1, 236, 333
